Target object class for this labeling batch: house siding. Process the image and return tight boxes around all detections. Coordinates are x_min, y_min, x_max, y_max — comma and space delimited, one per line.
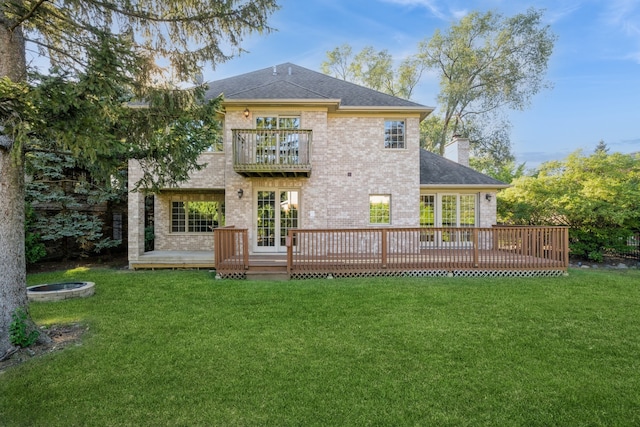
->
224, 111, 421, 231
318, 115, 420, 228
126, 68, 507, 266
479, 192, 497, 227
129, 110, 427, 256
153, 192, 219, 251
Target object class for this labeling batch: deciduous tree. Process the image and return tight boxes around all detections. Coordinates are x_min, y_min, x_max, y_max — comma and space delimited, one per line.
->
0, 0, 278, 358
499, 148, 640, 261
322, 9, 554, 171
321, 44, 425, 100
418, 8, 555, 155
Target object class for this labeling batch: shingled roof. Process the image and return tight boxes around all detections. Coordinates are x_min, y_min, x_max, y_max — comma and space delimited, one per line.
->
205, 62, 432, 113
420, 149, 509, 187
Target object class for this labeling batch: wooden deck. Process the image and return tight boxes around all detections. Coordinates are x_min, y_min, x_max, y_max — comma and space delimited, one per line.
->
129, 250, 215, 270
129, 251, 288, 274
130, 227, 569, 279
214, 226, 570, 279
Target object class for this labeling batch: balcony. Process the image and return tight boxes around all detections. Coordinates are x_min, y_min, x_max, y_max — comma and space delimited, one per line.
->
232, 129, 312, 177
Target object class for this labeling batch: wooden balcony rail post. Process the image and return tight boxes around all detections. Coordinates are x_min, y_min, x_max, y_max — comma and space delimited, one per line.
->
242, 230, 249, 269
214, 229, 220, 268
381, 229, 387, 268
473, 228, 479, 267
287, 230, 293, 275
563, 227, 569, 268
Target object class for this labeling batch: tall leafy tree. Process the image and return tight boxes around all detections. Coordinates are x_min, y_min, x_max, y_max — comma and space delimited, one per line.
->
321, 44, 425, 100
321, 9, 554, 170
418, 8, 555, 155
499, 149, 640, 261
0, 0, 278, 358
321, 44, 356, 81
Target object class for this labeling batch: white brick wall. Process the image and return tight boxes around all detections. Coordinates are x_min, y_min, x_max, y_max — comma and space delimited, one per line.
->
154, 192, 219, 251
479, 192, 497, 227
128, 107, 498, 257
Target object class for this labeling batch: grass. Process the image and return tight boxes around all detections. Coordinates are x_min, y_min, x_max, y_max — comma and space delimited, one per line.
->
1, 268, 640, 426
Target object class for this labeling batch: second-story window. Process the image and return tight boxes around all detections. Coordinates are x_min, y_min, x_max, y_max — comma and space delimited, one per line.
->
256, 116, 300, 130
384, 120, 405, 149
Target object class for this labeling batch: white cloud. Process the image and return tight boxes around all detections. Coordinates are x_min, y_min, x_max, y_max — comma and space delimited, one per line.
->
624, 50, 640, 64
451, 8, 469, 20
602, 0, 640, 62
604, 0, 640, 35
378, 0, 448, 20
544, 2, 583, 24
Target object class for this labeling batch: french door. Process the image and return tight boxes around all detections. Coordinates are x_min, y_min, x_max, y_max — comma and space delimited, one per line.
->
420, 193, 477, 246
255, 189, 299, 252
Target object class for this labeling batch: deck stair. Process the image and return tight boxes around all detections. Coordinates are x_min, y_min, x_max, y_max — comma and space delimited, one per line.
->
245, 255, 288, 281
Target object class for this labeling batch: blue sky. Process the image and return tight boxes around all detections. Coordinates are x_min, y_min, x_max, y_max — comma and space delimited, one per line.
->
205, 0, 640, 168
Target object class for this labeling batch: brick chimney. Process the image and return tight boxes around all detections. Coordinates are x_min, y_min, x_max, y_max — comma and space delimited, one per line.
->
444, 135, 470, 167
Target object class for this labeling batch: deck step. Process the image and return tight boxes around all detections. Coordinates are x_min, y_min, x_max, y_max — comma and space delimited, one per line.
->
247, 265, 287, 272
245, 270, 289, 281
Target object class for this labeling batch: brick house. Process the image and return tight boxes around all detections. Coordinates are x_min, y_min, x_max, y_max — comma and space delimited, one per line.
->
127, 63, 513, 270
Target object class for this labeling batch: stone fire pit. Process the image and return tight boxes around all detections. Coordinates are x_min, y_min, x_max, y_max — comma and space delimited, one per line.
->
27, 282, 95, 302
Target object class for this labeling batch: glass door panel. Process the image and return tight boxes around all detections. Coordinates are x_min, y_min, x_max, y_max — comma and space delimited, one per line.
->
255, 189, 300, 252
441, 195, 458, 243
280, 191, 299, 248
257, 191, 276, 249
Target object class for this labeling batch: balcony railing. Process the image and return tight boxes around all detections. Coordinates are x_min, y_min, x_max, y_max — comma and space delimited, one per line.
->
232, 129, 312, 177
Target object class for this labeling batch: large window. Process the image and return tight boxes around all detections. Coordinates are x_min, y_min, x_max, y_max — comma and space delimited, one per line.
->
171, 200, 225, 233
370, 195, 391, 224
420, 193, 477, 227
420, 195, 435, 227
384, 120, 405, 149
256, 116, 300, 130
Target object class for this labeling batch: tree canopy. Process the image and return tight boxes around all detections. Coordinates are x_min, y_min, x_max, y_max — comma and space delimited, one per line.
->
321, 9, 555, 170
419, 8, 555, 156
499, 147, 640, 261
321, 44, 425, 100
0, 0, 279, 358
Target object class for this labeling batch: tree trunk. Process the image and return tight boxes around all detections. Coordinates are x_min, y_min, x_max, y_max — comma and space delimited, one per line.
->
0, 14, 29, 357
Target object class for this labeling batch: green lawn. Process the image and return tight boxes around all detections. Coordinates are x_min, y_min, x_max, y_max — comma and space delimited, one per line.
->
2, 268, 640, 426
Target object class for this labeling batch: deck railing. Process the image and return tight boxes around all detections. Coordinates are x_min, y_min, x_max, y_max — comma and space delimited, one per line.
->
213, 226, 569, 278
232, 129, 312, 177
214, 226, 248, 275
286, 227, 569, 275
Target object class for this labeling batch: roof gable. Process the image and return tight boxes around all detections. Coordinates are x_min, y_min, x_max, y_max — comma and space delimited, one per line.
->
205, 62, 432, 110
420, 149, 508, 187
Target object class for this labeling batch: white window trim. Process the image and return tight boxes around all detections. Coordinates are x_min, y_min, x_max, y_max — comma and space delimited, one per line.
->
255, 115, 301, 129
369, 194, 392, 225
384, 119, 406, 149
170, 196, 225, 234
420, 193, 478, 227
